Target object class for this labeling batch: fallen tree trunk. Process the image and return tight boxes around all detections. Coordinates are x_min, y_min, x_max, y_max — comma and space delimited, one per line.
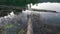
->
27, 15, 33, 34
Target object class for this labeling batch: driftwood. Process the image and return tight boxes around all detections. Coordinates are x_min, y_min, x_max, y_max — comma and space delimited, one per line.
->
27, 15, 33, 34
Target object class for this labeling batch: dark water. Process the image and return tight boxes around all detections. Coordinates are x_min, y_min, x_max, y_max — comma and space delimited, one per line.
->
0, 13, 27, 34
31, 12, 60, 34
0, 11, 60, 34
40, 12, 60, 25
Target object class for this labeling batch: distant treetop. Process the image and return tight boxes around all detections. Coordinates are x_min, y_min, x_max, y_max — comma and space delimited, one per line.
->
0, 0, 60, 6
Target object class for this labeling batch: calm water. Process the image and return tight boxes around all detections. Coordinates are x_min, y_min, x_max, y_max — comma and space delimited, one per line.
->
0, 2, 60, 34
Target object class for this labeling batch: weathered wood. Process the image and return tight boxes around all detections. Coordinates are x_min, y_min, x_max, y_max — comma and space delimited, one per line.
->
27, 15, 33, 34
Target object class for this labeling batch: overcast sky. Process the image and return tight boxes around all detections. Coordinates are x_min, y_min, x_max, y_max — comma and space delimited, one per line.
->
23, 2, 60, 14
31, 2, 60, 12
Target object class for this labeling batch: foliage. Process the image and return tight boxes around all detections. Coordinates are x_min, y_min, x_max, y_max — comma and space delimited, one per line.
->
3, 31, 6, 34
0, 0, 39, 6
4, 23, 14, 29
18, 28, 26, 34
0, 0, 60, 6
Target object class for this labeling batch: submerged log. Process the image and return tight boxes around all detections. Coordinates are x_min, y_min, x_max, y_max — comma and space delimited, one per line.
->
27, 15, 33, 34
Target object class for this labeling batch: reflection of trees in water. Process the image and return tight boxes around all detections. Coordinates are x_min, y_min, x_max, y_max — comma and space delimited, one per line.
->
0, 13, 27, 34
31, 13, 60, 34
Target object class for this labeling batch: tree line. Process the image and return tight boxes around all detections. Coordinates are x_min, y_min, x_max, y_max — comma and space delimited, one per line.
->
0, 0, 60, 6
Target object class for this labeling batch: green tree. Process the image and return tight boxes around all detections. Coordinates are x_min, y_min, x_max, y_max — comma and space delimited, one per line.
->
0, 0, 60, 6
0, 0, 39, 6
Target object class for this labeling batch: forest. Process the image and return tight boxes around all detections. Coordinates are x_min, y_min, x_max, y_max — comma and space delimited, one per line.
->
0, 0, 60, 6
